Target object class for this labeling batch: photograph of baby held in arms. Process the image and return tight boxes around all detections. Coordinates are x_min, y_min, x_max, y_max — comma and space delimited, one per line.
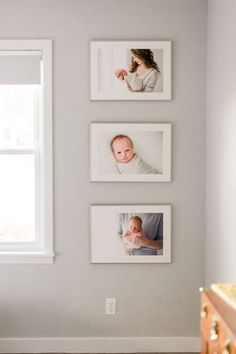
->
90, 123, 171, 182
120, 214, 163, 256
90, 41, 171, 100
91, 205, 171, 264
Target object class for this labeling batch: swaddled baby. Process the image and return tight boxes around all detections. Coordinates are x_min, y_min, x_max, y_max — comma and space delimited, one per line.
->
111, 135, 159, 174
122, 216, 143, 254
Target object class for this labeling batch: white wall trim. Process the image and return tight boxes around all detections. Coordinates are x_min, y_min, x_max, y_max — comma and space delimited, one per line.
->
0, 336, 200, 353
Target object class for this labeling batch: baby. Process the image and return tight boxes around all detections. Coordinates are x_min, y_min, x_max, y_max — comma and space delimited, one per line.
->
122, 216, 143, 254
111, 134, 159, 174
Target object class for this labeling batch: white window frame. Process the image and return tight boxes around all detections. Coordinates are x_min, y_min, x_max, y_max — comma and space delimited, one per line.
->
0, 40, 54, 264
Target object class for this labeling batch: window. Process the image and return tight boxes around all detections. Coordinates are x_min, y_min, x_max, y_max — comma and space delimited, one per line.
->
0, 40, 54, 263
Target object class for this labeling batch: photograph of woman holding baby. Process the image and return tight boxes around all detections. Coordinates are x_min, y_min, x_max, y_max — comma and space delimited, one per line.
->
118, 213, 163, 256
91, 205, 171, 264
90, 41, 171, 100
115, 49, 160, 93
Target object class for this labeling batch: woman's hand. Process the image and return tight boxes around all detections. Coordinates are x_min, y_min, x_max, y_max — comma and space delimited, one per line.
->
129, 231, 148, 247
130, 231, 163, 250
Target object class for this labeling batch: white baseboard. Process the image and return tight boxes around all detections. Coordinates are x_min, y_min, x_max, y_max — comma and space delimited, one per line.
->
0, 336, 200, 353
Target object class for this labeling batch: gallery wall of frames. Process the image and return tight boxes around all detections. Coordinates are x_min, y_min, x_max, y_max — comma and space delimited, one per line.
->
90, 40, 172, 264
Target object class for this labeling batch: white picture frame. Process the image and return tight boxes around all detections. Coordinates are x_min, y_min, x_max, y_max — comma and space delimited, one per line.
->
90, 40, 172, 100
91, 205, 171, 264
90, 123, 171, 182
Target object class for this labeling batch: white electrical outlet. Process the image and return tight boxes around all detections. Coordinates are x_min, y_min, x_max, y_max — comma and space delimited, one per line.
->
105, 297, 116, 315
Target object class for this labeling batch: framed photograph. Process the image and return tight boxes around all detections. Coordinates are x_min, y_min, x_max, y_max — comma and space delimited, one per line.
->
90, 123, 171, 182
91, 205, 171, 264
90, 40, 171, 100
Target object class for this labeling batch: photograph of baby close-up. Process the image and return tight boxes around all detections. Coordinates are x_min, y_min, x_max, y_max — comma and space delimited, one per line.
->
90, 123, 171, 182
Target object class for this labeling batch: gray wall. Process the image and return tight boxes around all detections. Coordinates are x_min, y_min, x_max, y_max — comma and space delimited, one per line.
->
206, 0, 236, 284
0, 0, 206, 338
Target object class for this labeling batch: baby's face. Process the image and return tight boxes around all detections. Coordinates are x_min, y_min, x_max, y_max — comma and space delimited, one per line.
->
112, 138, 134, 163
129, 219, 141, 233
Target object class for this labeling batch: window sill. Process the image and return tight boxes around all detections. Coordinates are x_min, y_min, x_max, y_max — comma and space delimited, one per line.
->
0, 251, 55, 264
